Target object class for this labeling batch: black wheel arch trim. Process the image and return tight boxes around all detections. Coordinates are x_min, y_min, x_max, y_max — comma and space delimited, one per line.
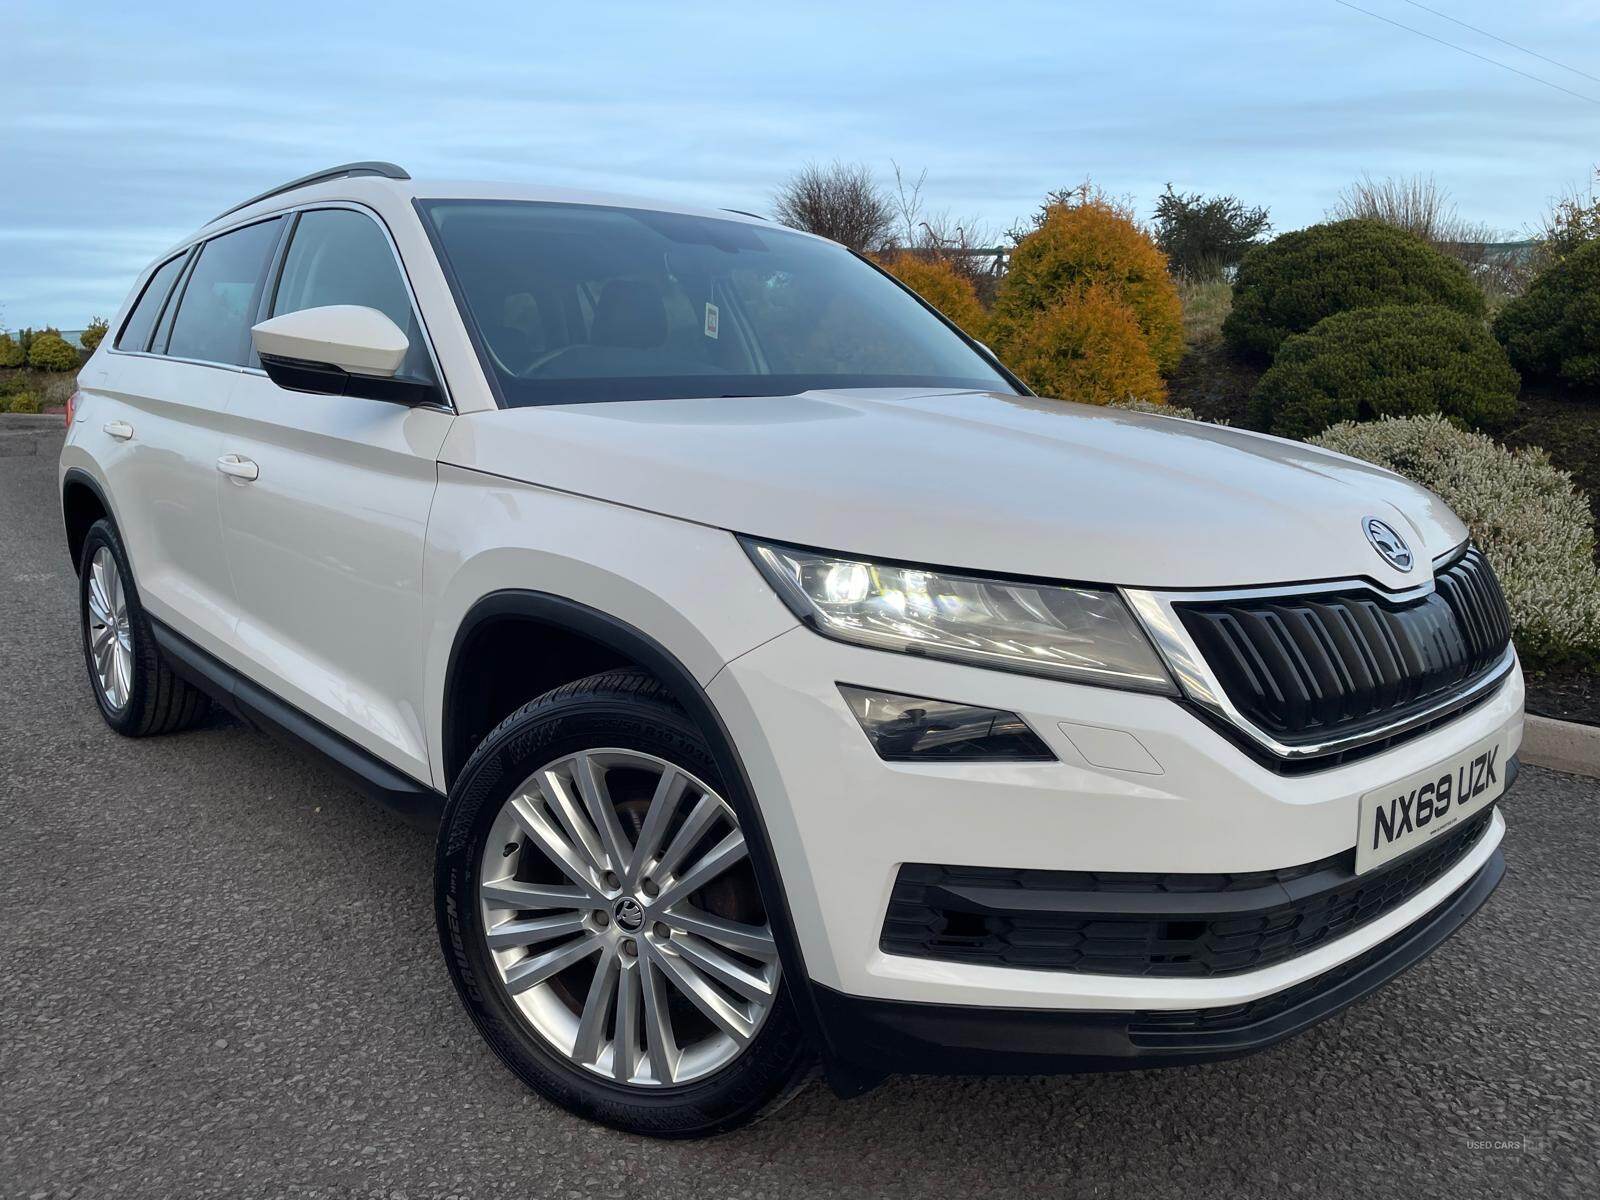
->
60, 467, 120, 570
441, 589, 835, 1073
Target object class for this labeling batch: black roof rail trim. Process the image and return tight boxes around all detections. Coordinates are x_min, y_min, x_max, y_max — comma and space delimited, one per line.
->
212, 161, 411, 223
721, 208, 767, 220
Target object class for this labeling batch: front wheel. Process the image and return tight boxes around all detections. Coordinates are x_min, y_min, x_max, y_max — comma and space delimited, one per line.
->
435, 668, 811, 1137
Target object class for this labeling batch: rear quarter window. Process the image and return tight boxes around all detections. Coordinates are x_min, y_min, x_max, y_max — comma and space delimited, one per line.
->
115, 253, 188, 352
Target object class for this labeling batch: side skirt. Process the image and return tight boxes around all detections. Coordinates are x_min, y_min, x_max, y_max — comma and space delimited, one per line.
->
149, 617, 444, 825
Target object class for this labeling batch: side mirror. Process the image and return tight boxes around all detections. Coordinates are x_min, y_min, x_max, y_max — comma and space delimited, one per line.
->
251, 305, 440, 406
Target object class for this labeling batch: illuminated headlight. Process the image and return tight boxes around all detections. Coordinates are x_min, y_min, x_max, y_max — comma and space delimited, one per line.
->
740, 537, 1176, 694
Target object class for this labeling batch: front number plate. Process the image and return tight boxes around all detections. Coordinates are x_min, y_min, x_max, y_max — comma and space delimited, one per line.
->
1356, 733, 1506, 875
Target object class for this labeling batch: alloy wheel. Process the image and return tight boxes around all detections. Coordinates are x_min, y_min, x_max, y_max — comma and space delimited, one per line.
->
86, 546, 133, 711
478, 748, 780, 1087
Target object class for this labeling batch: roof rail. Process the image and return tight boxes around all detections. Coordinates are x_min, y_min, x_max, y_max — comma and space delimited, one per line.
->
721, 208, 768, 221
212, 161, 411, 223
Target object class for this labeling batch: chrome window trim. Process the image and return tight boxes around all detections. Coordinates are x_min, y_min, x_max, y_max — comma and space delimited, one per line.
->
1121, 558, 1515, 763
106, 199, 454, 412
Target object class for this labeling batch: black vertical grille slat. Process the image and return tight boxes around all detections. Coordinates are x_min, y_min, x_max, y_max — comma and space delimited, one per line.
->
1177, 548, 1512, 748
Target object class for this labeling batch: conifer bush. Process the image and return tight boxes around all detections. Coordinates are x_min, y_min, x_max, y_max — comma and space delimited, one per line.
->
1250, 304, 1519, 438
879, 253, 989, 339
1224, 219, 1483, 358
998, 285, 1166, 406
992, 197, 1184, 373
1493, 238, 1600, 388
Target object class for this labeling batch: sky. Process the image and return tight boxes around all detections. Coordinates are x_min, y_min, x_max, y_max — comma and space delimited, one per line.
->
4, 0, 1600, 329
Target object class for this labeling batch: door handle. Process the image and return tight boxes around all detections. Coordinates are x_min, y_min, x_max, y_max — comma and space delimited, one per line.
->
216, 454, 259, 482
103, 420, 134, 441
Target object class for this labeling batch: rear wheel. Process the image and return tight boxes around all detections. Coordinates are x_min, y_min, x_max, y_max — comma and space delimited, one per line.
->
77, 519, 209, 737
436, 668, 811, 1137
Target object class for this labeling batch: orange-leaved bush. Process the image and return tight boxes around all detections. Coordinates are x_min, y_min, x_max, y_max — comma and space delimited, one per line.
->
993, 197, 1183, 373
998, 284, 1166, 406
878, 253, 989, 339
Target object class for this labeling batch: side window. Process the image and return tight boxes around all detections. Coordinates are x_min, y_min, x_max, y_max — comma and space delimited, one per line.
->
165, 218, 283, 366
271, 209, 435, 381
115, 253, 187, 352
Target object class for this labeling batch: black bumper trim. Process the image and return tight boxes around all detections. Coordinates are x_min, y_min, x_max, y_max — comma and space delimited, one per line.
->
815, 843, 1503, 1089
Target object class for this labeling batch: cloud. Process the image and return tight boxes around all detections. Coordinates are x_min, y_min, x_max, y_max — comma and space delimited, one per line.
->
3, 0, 1598, 326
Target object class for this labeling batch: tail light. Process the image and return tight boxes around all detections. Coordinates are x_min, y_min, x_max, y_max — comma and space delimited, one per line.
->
65, 390, 78, 428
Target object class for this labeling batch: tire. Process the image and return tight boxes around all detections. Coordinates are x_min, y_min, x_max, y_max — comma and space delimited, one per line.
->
78, 518, 210, 737
435, 668, 812, 1137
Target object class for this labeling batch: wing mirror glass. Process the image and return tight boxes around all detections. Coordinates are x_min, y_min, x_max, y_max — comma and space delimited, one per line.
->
251, 305, 441, 406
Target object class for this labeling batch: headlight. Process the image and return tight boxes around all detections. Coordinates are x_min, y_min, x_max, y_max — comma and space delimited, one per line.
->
741, 537, 1176, 693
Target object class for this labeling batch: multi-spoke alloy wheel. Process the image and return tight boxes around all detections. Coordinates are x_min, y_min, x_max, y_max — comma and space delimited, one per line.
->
85, 545, 133, 711
436, 668, 810, 1137
481, 749, 779, 1086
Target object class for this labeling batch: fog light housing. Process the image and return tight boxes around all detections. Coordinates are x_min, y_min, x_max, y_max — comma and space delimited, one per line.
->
839, 686, 1055, 762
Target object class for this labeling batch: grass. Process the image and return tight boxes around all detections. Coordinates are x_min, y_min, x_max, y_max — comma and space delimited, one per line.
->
1176, 277, 1233, 347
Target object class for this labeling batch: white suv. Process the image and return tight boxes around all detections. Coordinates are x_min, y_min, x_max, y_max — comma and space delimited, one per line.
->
61, 162, 1523, 1137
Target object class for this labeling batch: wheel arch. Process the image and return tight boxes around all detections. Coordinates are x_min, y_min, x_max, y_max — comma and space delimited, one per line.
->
60, 466, 116, 572
439, 589, 829, 1058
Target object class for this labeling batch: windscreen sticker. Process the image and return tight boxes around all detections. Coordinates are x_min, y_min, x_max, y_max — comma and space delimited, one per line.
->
704, 302, 719, 339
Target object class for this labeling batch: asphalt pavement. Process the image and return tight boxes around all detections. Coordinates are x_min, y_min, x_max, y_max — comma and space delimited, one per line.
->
3, 424, 1597, 1198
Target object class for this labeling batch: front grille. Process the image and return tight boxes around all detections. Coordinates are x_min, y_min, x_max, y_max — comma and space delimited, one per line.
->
880, 807, 1494, 978
1175, 547, 1511, 751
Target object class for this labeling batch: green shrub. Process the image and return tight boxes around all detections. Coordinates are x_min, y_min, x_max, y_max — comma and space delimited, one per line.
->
79, 317, 109, 354
5, 391, 42, 414
1250, 304, 1518, 439
1223, 219, 1484, 358
0, 334, 22, 368
1311, 415, 1600, 667
993, 195, 1184, 372
1493, 238, 1600, 388
27, 331, 79, 372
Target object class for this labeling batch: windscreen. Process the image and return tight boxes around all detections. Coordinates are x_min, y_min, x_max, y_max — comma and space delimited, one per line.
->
420, 200, 1015, 406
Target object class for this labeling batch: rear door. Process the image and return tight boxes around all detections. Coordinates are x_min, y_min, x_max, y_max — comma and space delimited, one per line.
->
216, 205, 453, 782
96, 218, 284, 653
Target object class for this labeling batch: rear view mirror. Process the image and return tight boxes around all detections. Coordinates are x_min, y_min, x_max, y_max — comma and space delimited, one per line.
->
251, 305, 440, 406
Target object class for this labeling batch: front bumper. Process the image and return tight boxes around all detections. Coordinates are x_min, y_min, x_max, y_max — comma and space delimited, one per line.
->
707, 624, 1522, 1084
812, 843, 1504, 1084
